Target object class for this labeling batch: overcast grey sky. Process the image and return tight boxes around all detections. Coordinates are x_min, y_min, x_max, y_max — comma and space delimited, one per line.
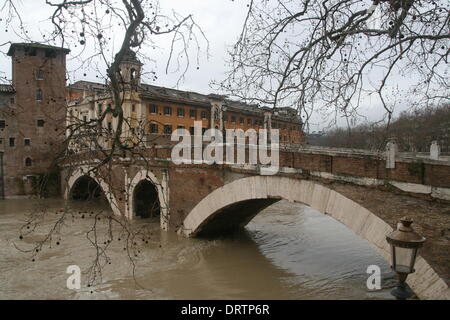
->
0, 0, 414, 132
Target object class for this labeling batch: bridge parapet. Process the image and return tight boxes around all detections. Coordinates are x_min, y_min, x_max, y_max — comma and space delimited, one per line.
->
62, 140, 450, 202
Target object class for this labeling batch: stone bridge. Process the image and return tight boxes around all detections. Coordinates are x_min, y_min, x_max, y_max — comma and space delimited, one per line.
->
61, 144, 450, 300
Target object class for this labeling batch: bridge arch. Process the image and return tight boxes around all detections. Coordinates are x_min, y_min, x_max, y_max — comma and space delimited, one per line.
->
127, 169, 169, 227
182, 176, 449, 300
65, 166, 121, 216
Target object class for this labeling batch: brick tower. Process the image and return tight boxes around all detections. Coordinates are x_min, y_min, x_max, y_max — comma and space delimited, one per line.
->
0, 43, 69, 197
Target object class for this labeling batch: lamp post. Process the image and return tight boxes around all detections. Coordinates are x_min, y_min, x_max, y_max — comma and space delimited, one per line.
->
386, 216, 426, 300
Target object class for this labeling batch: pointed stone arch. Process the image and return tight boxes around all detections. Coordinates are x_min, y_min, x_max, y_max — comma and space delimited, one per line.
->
182, 176, 449, 300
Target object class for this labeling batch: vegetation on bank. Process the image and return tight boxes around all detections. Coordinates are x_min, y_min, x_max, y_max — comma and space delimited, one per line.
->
309, 104, 450, 153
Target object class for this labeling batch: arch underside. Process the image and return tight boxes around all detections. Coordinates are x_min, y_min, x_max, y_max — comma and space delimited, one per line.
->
70, 175, 105, 201
65, 166, 121, 216
196, 198, 279, 237
133, 180, 160, 218
182, 176, 449, 300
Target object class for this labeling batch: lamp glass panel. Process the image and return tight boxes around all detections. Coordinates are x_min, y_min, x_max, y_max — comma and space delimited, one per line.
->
393, 246, 414, 273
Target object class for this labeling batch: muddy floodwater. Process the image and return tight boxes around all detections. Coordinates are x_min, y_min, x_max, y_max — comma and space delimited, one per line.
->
0, 198, 395, 299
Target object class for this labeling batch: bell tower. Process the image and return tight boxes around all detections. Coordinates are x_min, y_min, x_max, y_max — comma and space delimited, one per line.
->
118, 49, 142, 90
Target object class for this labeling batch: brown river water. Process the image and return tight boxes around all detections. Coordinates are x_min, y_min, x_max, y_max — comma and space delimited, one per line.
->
0, 198, 395, 299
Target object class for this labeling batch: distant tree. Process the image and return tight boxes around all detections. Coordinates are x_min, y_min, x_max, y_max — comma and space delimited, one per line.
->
216, 0, 450, 130
312, 103, 450, 152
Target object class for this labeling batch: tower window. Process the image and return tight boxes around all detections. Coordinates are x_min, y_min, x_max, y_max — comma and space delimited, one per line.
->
36, 89, 43, 101
45, 49, 56, 58
132, 104, 136, 112
130, 68, 136, 81
24, 138, 31, 146
37, 119, 45, 127
25, 47, 37, 56
25, 157, 32, 167
35, 69, 44, 80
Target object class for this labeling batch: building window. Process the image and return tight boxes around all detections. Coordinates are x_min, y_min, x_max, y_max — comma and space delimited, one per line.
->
25, 157, 32, 167
163, 124, 172, 134
164, 106, 172, 116
177, 125, 185, 130
37, 119, 45, 127
189, 109, 197, 119
177, 108, 185, 117
149, 104, 158, 114
9, 137, 15, 147
24, 138, 31, 146
36, 89, 43, 101
150, 123, 158, 134
10, 97, 15, 104
189, 126, 195, 135
131, 104, 136, 112
240, 117, 244, 125
247, 118, 252, 125
35, 69, 44, 80
201, 111, 207, 120
98, 104, 102, 115
231, 116, 236, 124
0, 120, 5, 129
223, 115, 228, 122
0, 138, 3, 145
201, 127, 207, 135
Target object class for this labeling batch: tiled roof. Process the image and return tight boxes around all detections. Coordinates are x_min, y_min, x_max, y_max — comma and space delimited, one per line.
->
67, 80, 301, 122
0, 84, 15, 94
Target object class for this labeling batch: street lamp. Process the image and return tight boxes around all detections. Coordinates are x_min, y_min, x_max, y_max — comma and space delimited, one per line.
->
386, 216, 426, 300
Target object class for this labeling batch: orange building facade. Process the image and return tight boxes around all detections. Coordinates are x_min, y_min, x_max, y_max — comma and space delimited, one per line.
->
66, 50, 304, 151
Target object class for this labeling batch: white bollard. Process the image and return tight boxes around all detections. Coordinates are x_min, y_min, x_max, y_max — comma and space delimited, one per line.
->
386, 139, 398, 169
430, 140, 440, 160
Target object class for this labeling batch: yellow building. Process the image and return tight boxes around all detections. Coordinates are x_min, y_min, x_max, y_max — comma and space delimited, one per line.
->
66, 49, 304, 151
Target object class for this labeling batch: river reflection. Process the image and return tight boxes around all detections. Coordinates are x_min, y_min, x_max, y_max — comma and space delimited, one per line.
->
0, 198, 394, 299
